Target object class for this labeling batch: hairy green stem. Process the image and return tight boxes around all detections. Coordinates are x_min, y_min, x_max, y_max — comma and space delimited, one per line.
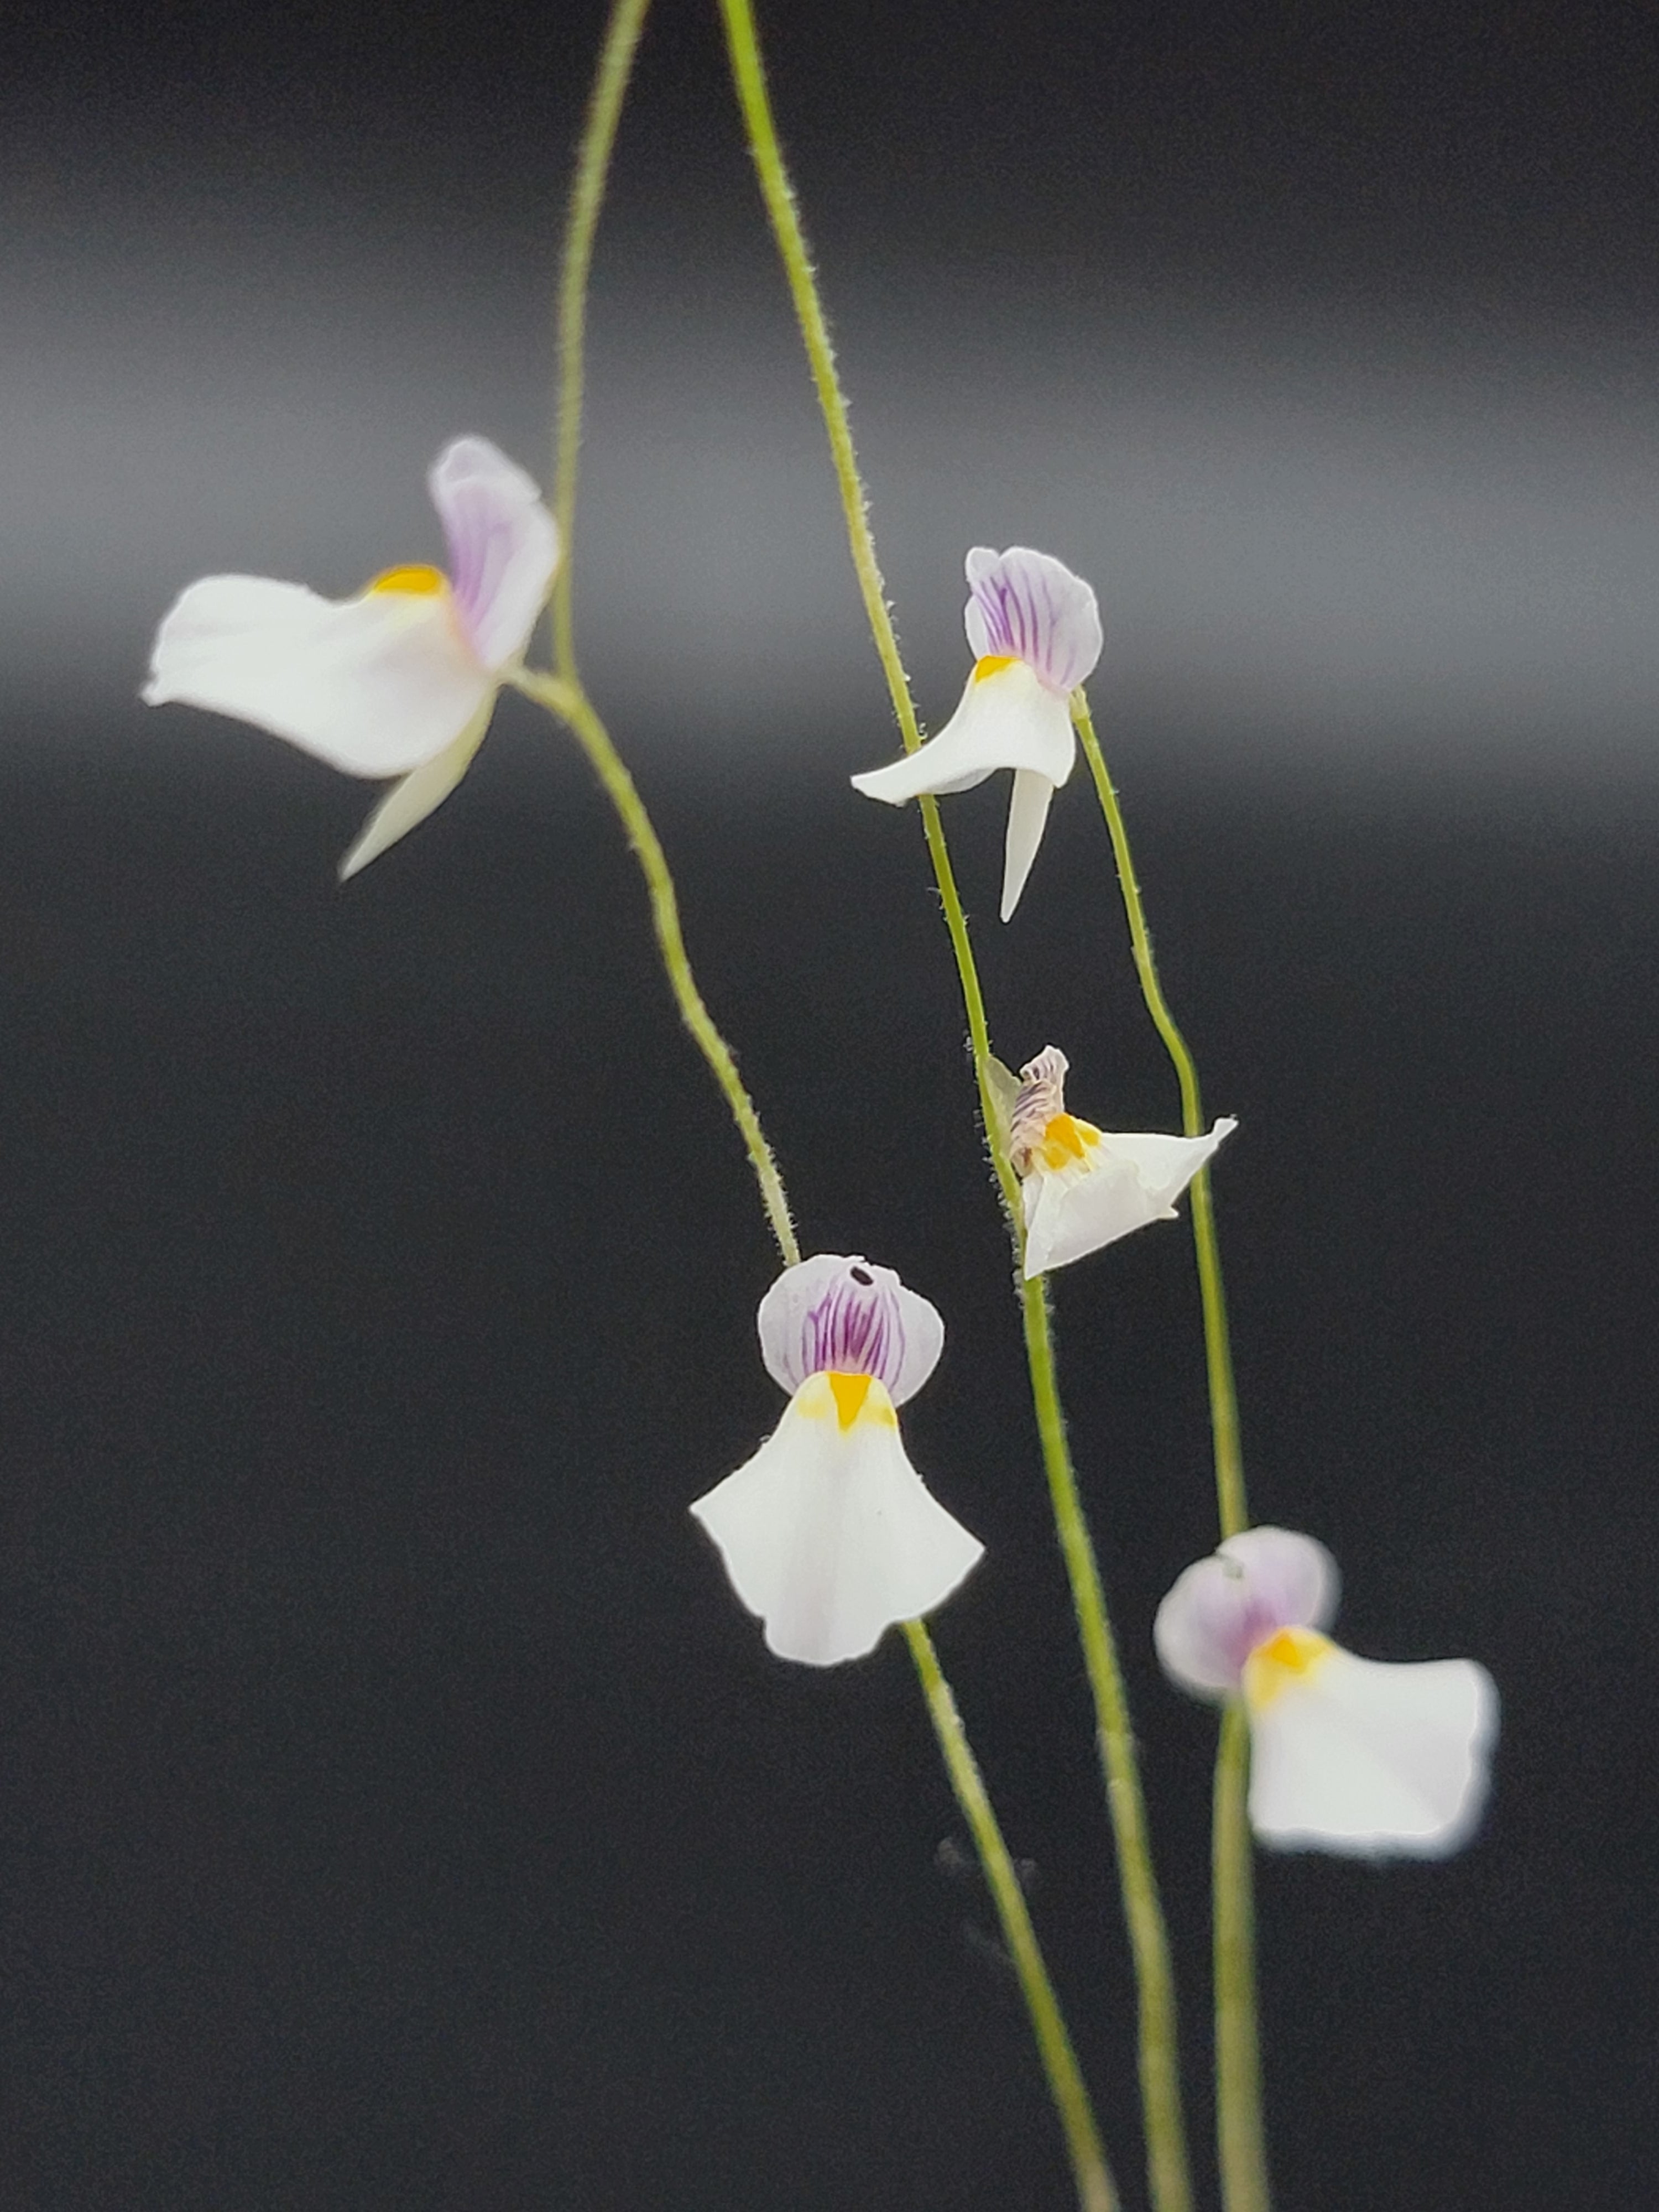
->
1072, 693, 1269, 2209
1072, 696, 1244, 1541
514, 654, 1103, 2207
1020, 1275, 1194, 2212
1213, 1705, 1269, 2212
905, 1620, 1119, 2212
511, 667, 797, 1268
552, 0, 652, 680
714, 6, 1193, 2208
540, 28, 1108, 2204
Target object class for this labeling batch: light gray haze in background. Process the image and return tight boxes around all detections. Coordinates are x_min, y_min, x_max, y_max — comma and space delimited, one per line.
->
4, 192, 1658, 787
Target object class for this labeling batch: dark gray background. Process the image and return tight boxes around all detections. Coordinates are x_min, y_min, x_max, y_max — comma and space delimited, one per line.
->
2, 2, 1656, 2205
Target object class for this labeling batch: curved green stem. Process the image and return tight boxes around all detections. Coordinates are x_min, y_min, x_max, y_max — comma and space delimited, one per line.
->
510, 667, 797, 1269
1072, 694, 1245, 1542
709, 0, 1015, 1209
905, 1620, 1119, 2212
552, 0, 653, 680
513, 656, 1113, 2197
540, 24, 1114, 2209
1072, 693, 1269, 2209
714, 7, 1192, 2209
1020, 1276, 1193, 2212
1213, 1704, 1269, 2212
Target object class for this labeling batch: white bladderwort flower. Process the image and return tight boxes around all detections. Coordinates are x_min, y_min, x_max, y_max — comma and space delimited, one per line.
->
1007, 1046, 1235, 1279
144, 437, 560, 878
1155, 1526, 1499, 1856
690, 1254, 983, 1666
851, 546, 1103, 921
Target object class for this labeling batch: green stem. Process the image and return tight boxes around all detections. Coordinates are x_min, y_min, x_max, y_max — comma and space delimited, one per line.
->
540, 27, 1114, 2209
552, 0, 653, 681
1020, 1276, 1193, 2212
905, 1620, 1119, 2212
714, 7, 1193, 2209
1213, 1705, 1269, 2212
1072, 695, 1245, 1541
1072, 693, 1269, 2208
510, 667, 797, 1269
708, 0, 1014, 1208
502, 692, 1112, 2212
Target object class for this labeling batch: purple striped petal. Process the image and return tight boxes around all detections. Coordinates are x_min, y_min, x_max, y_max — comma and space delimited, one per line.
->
963, 546, 1103, 696
428, 437, 560, 671
757, 1254, 944, 1406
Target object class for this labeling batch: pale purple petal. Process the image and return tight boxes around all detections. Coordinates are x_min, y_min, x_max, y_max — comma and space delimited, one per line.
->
757, 1254, 944, 1405
1154, 1527, 1340, 1697
962, 546, 1103, 696
428, 436, 560, 671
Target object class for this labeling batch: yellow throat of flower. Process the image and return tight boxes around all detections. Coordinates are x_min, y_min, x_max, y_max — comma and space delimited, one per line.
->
799, 1370, 900, 1433
367, 564, 447, 597
1242, 1625, 1333, 1708
1035, 1113, 1102, 1172
972, 653, 1019, 682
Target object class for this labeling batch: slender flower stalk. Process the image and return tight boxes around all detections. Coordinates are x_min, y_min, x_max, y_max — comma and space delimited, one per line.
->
507, 665, 796, 1266
713, 6, 1193, 2210
552, 0, 651, 681
904, 1618, 1117, 2212
1212, 1704, 1267, 2212
541, 14, 1115, 2208
539, 0, 799, 1267
1019, 1272, 1191, 2212
1071, 692, 1270, 2210
1071, 697, 1245, 1540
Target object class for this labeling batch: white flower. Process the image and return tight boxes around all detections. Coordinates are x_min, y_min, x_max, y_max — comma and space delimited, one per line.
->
851, 546, 1103, 920
144, 437, 560, 878
1005, 1046, 1235, 1279
1155, 1526, 1499, 1857
690, 1255, 983, 1666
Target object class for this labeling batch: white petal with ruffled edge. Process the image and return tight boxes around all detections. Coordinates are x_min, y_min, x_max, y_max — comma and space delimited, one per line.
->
963, 546, 1103, 696
429, 436, 560, 671
1022, 1116, 1236, 1277
1243, 1629, 1499, 1856
851, 659, 1075, 808
690, 1373, 983, 1666
144, 573, 493, 777
1155, 1528, 1340, 1697
337, 698, 494, 879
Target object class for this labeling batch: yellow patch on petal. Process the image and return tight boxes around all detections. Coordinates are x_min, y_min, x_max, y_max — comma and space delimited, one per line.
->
972, 654, 1019, 682
368, 564, 448, 597
1243, 1626, 1333, 1708
796, 1371, 900, 1431
827, 1372, 873, 1429
1035, 1113, 1103, 1171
